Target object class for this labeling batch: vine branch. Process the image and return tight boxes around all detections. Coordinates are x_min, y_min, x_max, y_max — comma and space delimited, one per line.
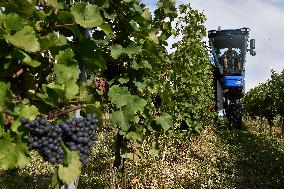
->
47, 104, 87, 119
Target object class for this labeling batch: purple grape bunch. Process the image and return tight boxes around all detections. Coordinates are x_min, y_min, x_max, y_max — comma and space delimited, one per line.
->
20, 114, 98, 164
20, 117, 64, 164
60, 114, 98, 164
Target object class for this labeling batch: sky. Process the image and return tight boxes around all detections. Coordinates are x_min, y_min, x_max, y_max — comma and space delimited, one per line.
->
143, 0, 284, 91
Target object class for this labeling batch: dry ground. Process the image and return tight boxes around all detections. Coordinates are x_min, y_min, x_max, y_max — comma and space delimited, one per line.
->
1, 120, 284, 189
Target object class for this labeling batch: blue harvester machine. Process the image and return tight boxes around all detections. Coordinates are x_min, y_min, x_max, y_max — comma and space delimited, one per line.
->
208, 27, 256, 128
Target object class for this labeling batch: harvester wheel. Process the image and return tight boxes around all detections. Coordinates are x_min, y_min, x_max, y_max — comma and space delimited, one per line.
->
226, 99, 242, 129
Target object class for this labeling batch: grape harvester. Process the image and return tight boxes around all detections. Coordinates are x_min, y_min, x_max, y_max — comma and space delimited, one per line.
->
208, 27, 256, 128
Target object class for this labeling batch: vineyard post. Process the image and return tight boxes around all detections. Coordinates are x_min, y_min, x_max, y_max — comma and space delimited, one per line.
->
281, 115, 284, 137
59, 27, 90, 189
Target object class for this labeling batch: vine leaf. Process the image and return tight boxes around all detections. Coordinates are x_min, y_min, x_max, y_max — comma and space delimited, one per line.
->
123, 96, 147, 122
108, 85, 132, 108
0, 133, 30, 170
133, 80, 147, 92
51, 166, 60, 188
12, 105, 39, 134
46, 0, 65, 10
131, 59, 152, 70
65, 83, 79, 100
0, 114, 4, 137
70, 3, 103, 28
57, 11, 82, 38
11, 49, 41, 67
4, 26, 40, 52
3, 13, 24, 31
0, 82, 12, 112
76, 38, 106, 69
58, 149, 82, 185
155, 113, 173, 131
111, 110, 129, 131
54, 49, 80, 100
40, 32, 67, 50
110, 44, 124, 59
118, 78, 129, 84
124, 43, 142, 57
1, 0, 35, 18
99, 23, 113, 36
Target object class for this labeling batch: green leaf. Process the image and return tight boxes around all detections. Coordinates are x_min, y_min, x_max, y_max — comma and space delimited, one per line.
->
51, 166, 60, 188
54, 49, 80, 99
0, 134, 30, 170
0, 114, 4, 137
39, 83, 63, 105
4, 13, 24, 31
0, 82, 12, 112
99, 23, 113, 36
155, 113, 173, 131
70, 3, 103, 28
1, 0, 35, 18
40, 32, 67, 49
5, 26, 40, 52
46, 82, 65, 99
110, 44, 124, 59
108, 85, 132, 108
118, 78, 129, 84
131, 59, 152, 70
126, 132, 142, 142
65, 83, 79, 100
111, 110, 130, 131
11, 49, 41, 67
123, 96, 147, 121
58, 150, 82, 185
125, 43, 142, 56
12, 104, 38, 134
57, 11, 82, 38
133, 80, 147, 92
76, 38, 106, 69
54, 49, 80, 84
47, 0, 64, 9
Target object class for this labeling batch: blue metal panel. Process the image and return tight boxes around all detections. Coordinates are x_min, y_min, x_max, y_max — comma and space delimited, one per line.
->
223, 76, 244, 87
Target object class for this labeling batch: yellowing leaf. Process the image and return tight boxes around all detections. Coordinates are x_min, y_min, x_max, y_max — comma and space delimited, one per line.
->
5, 26, 40, 52
58, 151, 82, 185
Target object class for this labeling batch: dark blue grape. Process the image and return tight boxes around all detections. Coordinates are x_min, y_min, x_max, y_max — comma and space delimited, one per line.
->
39, 118, 47, 125
20, 117, 29, 124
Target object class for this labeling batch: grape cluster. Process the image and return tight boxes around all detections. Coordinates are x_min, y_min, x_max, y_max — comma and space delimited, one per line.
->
60, 114, 98, 164
20, 117, 64, 164
20, 114, 98, 164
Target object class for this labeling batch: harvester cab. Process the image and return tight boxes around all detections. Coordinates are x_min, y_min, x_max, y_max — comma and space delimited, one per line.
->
208, 27, 255, 128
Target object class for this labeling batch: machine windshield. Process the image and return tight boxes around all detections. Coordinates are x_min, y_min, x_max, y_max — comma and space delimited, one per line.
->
210, 34, 247, 75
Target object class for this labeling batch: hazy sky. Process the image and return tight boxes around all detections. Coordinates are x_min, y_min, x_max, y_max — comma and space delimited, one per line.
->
143, 0, 284, 91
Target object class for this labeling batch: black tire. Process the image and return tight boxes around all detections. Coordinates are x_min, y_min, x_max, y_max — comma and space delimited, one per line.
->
226, 99, 242, 129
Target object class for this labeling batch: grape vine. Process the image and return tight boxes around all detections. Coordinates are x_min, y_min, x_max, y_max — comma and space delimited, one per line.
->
0, 0, 214, 186
243, 69, 284, 133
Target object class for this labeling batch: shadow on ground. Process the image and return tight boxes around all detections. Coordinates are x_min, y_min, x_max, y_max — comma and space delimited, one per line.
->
215, 126, 284, 189
0, 170, 51, 189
